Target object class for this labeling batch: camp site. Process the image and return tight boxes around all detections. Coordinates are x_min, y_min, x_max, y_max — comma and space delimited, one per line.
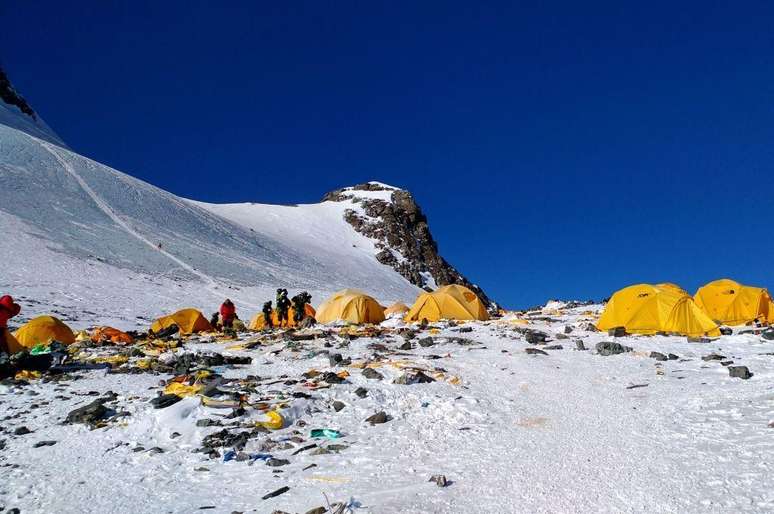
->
3, 3, 774, 513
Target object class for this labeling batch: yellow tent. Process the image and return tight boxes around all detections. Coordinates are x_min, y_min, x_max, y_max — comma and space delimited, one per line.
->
694, 279, 774, 326
2, 329, 24, 354
597, 284, 719, 337
384, 302, 410, 317
248, 304, 316, 330
151, 308, 212, 335
13, 315, 76, 348
315, 289, 385, 324
404, 285, 489, 322
656, 282, 689, 295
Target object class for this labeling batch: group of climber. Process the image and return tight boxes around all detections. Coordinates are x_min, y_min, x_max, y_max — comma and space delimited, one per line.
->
211, 290, 313, 332
261, 289, 313, 329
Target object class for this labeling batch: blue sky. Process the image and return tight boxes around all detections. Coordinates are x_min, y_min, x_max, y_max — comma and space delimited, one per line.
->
3, 1, 774, 308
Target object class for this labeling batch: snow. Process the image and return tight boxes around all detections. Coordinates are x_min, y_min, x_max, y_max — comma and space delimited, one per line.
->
3, 310, 774, 513
0, 121, 421, 328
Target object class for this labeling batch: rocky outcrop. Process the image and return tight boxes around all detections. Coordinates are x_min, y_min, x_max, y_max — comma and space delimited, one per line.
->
0, 67, 36, 118
323, 182, 494, 309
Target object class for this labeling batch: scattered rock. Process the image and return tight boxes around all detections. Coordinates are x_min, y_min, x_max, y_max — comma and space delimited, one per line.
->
668, 353, 679, 360
525, 330, 549, 345
429, 474, 449, 487
320, 372, 345, 384
719, 327, 733, 336
418, 337, 435, 347
65, 399, 108, 425
150, 394, 183, 409
33, 440, 57, 448
398, 341, 413, 350
728, 366, 752, 379
607, 327, 627, 337
650, 352, 668, 361
543, 345, 563, 350
702, 353, 726, 361
595, 342, 632, 356
332, 401, 345, 412
328, 353, 343, 367
305, 508, 327, 514
720, 360, 734, 366
564, 325, 574, 334
266, 458, 290, 467
13, 426, 31, 436
262, 486, 290, 500
393, 371, 435, 384
525, 348, 548, 355
365, 411, 390, 425
354, 387, 368, 398
362, 368, 384, 380
575, 340, 587, 351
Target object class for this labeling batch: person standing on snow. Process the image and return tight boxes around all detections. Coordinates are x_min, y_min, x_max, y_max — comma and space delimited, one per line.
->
219, 299, 236, 329
291, 291, 312, 324
0, 295, 21, 354
276, 289, 291, 327
262, 301, 274, 329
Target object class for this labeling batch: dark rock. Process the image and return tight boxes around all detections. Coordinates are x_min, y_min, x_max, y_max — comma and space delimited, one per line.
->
150, 394, 183, 409
13, 426, 31, 436
325, 444, 348, 452
33, 440, 57, 448
650, 352, 668, 361
555, 333, 569, 340
595, 341, 632, 356
575, 340, 587, 351
583, 323, 599, 332
266, 458, 290, 467
354, 387, 368, 398
328, 353, 343, 367
261, 486, 290, 500
362, 368, 384, 380
721, 360, 734, 366
332, 401, 345, 412
305, 507, 327, 514
365, 411, 390, 425
320, 372, 344, 384
65, 399, 108, 425
720, 327, 734, 336
429, 474, 449, 487
525, 348, 548, 355
201, 429, 252, 451
762, 328, 774, 340
393, 371, 435, 384
702, 353, 726, 361
525, 330, 549, 345
688, 336, 711, 343
309, 447, 331, 455
668, 353, 679, 360
196, 418, 222, 427
418, 337, 435, 347
543, 345, 563, 350
728, 366, 752, 379
148, 446, 164, 454
457, 326, 473, 333
564, 325, 574, 334
399, 341, 413, 351
607, 327, 627, 337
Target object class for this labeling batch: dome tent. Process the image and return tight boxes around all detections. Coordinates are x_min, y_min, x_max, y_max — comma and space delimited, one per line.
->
384, 302, 410, 317
151, 308, 212, 335
315, 289, 385, 324
404, 285, 489, 322
13, 315, 76, 348
694, 278, 774, 326
597, 283, 719, 337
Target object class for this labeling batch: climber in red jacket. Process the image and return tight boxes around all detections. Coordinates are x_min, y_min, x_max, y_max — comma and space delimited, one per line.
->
0, 295, 21, 354
219, 299, 236, 329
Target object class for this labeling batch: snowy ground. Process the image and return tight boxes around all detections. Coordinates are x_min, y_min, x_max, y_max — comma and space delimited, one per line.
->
2, 306, 774, 513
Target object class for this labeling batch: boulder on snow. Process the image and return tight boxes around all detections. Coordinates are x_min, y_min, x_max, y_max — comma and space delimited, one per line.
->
728, 366, 752, 379
65, 398, 109, 425
650, 352, 668, 361
595, 341, 632, 356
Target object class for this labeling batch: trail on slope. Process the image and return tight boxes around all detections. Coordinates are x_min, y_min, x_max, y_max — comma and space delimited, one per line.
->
36, 139, 223, 296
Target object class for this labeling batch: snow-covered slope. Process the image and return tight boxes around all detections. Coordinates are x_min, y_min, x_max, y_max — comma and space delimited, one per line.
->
0, 74, 441, 327
0, 121, 422, 326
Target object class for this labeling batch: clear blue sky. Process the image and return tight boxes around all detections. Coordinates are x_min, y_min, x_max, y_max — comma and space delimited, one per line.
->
3, 1, 774, 308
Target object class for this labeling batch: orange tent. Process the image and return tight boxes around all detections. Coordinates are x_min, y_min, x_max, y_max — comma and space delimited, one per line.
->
91, 326, 134, 345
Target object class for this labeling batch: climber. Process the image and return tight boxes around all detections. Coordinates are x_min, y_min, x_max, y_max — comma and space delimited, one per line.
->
276, 289, 291, 327
219, 299, 236, 329
291, 291, 312, 323
0, 295, 21, 354
262, 301, 274, 329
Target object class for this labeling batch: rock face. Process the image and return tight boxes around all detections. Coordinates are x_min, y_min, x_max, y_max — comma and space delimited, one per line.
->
0, 67, 35, 118
323, 182, 493, 309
